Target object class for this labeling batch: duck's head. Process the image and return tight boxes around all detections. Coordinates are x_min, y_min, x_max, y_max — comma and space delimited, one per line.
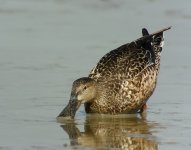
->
57, 77, 97, 119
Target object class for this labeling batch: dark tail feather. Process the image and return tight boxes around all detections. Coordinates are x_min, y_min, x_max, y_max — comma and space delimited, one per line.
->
142, 28, 149, 36
141, 28, 155, 63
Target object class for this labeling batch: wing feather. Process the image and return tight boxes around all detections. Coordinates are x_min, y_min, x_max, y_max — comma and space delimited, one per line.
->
89, 43, 154, 81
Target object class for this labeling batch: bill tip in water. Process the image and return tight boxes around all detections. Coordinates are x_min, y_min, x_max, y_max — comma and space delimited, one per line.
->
57, 96, 81, 120
56, 115, 74, 122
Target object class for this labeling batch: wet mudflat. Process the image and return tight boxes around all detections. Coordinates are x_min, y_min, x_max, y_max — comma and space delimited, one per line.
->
0, 0, 191, 150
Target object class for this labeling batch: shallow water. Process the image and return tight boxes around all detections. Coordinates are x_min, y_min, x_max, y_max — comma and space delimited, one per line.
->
0, 0, 191, 149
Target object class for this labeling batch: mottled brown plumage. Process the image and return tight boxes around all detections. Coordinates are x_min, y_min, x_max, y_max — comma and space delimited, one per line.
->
58, 27, 171, 119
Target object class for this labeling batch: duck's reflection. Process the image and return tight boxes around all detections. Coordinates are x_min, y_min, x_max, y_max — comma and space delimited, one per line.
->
59, 114, 158, 150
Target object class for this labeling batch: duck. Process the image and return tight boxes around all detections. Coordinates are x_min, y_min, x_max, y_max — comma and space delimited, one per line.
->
57, 27, 171, 119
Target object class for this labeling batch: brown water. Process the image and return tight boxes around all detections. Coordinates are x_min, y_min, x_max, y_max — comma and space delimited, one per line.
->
1, 0, 191, 149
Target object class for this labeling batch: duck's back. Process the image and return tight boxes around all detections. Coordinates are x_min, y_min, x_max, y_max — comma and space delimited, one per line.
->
86, 27, 170, 114
89, 43, 153, 82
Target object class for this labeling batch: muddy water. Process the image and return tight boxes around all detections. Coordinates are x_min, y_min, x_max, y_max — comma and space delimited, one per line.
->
0, 0, 191, 149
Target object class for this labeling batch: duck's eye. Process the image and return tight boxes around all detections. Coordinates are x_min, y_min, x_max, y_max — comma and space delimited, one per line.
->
84, 86, 87, 90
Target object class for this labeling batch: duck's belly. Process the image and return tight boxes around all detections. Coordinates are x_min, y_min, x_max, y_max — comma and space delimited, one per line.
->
85, 69, 158, 114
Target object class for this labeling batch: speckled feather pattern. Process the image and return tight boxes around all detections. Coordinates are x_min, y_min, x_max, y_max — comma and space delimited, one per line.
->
84, 28, 167, 114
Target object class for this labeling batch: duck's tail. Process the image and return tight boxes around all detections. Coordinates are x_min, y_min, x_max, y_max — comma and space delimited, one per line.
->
142, 26, 171, 49
150, 26, 171, 36
130, 26, 171, 64
131, 26, 171, 49
150, 26, 171, 48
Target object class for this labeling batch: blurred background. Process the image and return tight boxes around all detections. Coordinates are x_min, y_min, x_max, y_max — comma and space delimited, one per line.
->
0, 0, 191, 150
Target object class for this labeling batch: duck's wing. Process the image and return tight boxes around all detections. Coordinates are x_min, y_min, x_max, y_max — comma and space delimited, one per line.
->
89, 27, 171, 81
89, 44, 152, 81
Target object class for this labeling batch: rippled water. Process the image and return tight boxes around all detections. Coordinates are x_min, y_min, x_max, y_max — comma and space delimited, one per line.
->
1, 0, 191, 149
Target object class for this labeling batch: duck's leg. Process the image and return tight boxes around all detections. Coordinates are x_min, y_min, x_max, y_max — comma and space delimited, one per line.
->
139, 104, 147, 113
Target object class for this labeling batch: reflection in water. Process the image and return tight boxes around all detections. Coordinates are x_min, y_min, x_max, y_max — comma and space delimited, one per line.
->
59, 114, 158, 150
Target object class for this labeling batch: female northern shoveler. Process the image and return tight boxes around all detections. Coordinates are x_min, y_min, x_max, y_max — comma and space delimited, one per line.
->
58, 27, 171, 119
